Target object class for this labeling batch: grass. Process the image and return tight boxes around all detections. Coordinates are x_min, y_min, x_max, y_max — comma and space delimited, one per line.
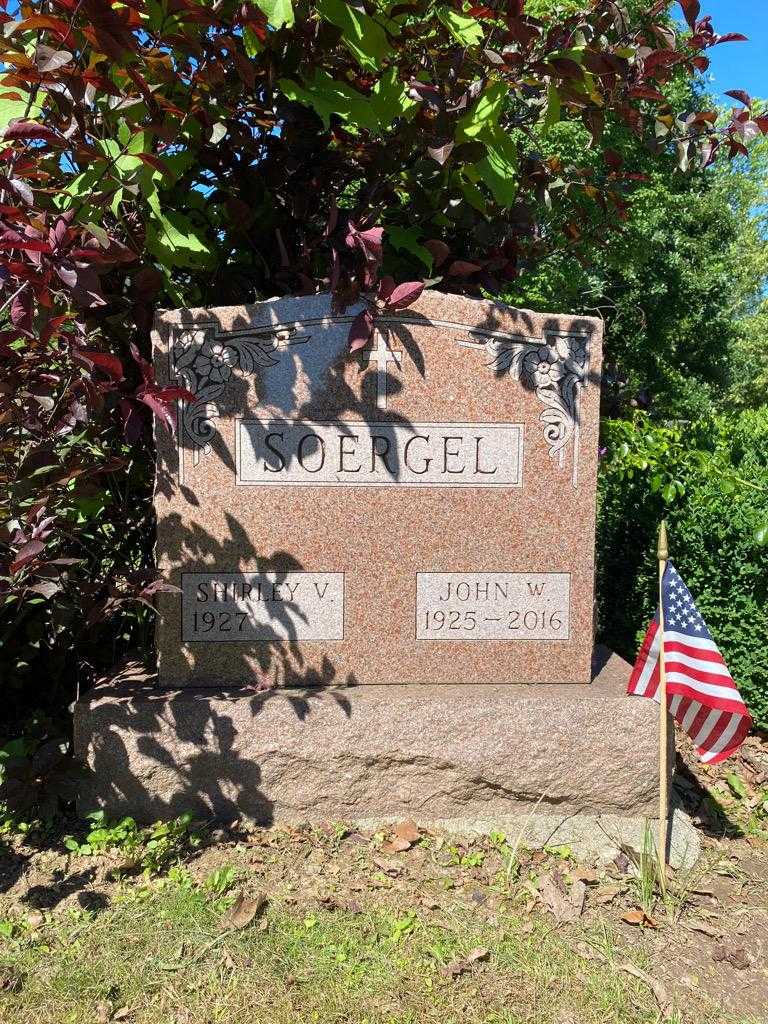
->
0, 874, 674, 1024
1, 809, 766, 1024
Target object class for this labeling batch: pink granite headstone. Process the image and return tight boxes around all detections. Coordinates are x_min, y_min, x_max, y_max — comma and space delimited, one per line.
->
152, 291, 603, 687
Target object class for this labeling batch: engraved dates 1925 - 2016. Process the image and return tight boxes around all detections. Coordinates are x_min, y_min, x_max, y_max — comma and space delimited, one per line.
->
416, 573, 570, 641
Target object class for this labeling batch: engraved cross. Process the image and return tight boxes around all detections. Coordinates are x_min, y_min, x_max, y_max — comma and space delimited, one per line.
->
364, 327, 402, 410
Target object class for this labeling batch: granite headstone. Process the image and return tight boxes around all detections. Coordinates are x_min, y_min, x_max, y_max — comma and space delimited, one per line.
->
151, 291, 602, 687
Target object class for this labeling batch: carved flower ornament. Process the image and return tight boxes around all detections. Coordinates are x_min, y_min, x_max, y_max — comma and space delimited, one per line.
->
523, 344, 563, 388
193, 340, 237, 384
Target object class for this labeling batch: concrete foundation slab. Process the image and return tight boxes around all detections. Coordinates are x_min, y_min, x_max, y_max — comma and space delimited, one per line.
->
74, 650, 687, 863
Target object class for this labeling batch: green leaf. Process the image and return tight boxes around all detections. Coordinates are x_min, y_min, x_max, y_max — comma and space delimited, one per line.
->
316, 0, 390, 71
146, 211, 214, 270
437, 6, 483, 45
0, 92, 44, 131
458, 171, 487, 214
279, 71, 379, 131
386, 226, 433, 270
371, 67, 417, 126
456, 81, 506, 142
475, 131, 518, 207
754, 525, 768, 546
253, 0, 294, 29
726, 772, 748, 800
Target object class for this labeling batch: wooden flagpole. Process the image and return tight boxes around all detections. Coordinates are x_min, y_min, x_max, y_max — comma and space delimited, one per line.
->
657, 520, 670, 885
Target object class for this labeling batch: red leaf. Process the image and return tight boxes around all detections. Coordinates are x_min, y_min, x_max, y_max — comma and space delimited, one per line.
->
138, 391, 176, 433
725, 89, 751, 108
10, 539, 44, 574
34, 45, 74, 73
427, 140, 454, 165
628, 85, 666, 102
604, 149, 623, 171
385, 281, 424, 310
130, 342, 154, 385
10, 289, 32, 331
679, 0, 700, 31
4, 121, 59, 144
7, 177, 34, 205
81, 350, 124, 380
425, 239, 450, 267
348, 308, 374, 353
10, 15, 71, 39
714, 33, 748, 45
549, 58, 583, 80
377, 275, 396, 302
357, 226, 384, 257
153, 385, 195, 403
136, 152, 171, 174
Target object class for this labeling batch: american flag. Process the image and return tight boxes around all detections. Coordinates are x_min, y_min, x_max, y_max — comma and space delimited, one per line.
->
628, 561, 751, 765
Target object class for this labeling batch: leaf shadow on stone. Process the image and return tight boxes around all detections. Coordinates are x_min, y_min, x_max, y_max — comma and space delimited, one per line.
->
78, 666, 360, 826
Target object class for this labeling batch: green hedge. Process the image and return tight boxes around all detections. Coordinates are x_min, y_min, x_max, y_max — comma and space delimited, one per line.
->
597, 409, 768, 731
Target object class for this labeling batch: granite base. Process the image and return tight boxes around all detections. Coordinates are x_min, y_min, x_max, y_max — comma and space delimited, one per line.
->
72, 650, 692, 862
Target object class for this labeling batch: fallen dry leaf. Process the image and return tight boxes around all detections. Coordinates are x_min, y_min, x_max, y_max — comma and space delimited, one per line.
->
571, 867, 599, 884
371, 856, 402, 875
613, 851, 631, 874
618, 962, 673, 1020
0, 968, 23, 994
593, 884, 624, 906
113, 1010, 132, 1022
441, 947, 489, 977
219, 892, 267, 931
26, 911, 44, 930
393, 820, 421, 844
621, 908, 658, 929
574, 941, 600, 962
537, 873, 585, 924
380, 837, 411, 855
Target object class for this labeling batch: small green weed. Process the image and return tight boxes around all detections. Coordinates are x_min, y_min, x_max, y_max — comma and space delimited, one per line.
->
388, 910, 417, 943
447, 844, 485, 868
202, 865, 239, 897
64, 810, 142, 857
63, 811, 201, 874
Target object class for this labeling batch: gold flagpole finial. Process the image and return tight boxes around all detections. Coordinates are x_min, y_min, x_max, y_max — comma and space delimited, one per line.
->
658, 520, 669, 562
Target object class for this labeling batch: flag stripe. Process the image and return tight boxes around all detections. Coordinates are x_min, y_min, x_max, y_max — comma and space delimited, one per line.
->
680, 698, 701, 734
628, 620, 660, 697
665, 673, 744, 705
664, 650, 733, 681
664, 631, 720, 654
693, 708, 721, 748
